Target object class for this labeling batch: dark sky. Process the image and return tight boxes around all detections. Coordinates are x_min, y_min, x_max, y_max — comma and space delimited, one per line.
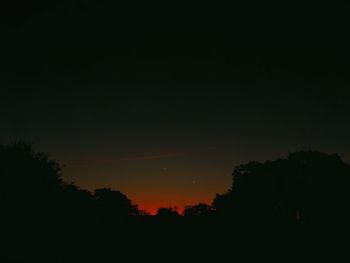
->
1, 1, 350, 213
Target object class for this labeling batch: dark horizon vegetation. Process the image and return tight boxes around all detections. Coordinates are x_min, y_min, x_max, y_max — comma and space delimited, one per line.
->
2, 141, 350, 218
2, 141, 350, 262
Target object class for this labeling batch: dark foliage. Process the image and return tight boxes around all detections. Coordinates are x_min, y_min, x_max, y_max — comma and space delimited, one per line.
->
183, 203, 213, 217
213, 151, 350, 224
1, 143, 349, 262
156, 207, 181, 218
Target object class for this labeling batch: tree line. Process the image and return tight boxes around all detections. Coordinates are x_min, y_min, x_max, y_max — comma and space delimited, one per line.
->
1, 141, 350, 220
1, 141, 349, 262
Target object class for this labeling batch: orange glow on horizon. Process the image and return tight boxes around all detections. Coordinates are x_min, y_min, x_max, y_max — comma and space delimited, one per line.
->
135, 196, 214, 215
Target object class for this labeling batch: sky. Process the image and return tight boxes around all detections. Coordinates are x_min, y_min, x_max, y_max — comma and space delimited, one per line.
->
1, 1, 350, 214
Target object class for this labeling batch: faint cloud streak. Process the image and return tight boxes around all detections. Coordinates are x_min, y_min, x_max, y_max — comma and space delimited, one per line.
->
62, 151, 191, 167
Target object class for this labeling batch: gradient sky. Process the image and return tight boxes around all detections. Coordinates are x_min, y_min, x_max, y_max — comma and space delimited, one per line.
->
1, 1, 350, 213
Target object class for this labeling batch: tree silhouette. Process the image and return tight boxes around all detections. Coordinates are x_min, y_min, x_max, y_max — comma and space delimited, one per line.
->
183, 203, 213, 217
0, 141, 140, 222
1, 142, 350, 262
0, 141, 64, 214
212, 192, 235, 216
156, 207, 181, 218
0, 142, 143, 262
213, 151, 350, 223
94, 187, 139, 217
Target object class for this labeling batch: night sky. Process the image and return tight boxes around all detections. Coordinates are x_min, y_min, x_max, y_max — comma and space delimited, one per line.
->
1, 1, 350, 213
